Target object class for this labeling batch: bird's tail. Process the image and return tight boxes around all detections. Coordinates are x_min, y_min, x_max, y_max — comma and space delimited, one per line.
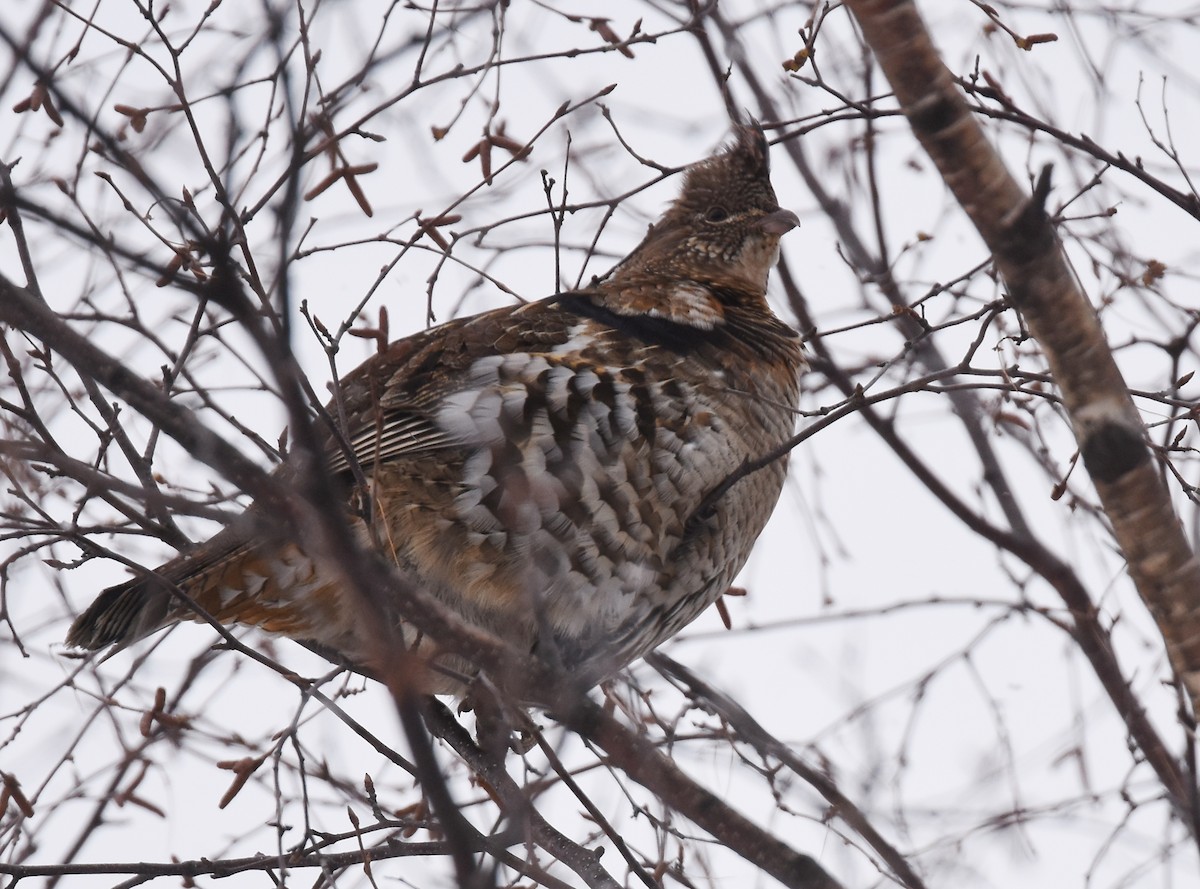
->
66, 574, 173, 651
65, 515, 266, 652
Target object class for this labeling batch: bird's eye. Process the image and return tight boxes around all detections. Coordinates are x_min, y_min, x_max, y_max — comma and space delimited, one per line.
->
705, 206, 729, 223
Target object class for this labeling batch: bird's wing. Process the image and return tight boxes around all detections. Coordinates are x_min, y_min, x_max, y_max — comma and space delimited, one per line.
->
326, 410, 455, 476
321, 301, 584, 477
322, 339, 465, 477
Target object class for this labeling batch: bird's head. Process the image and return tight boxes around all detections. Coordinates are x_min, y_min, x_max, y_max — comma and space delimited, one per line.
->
598, 124, 799, 328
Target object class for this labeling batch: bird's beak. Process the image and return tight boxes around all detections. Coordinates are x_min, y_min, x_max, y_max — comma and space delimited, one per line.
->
760, 208, 801, 235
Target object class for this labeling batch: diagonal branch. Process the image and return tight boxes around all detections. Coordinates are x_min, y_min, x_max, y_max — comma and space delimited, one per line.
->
842, 0, 1200, 720
648, 652, 927, 889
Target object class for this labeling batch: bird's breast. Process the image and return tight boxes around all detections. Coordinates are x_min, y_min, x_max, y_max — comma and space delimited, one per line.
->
366, 338, 798, 672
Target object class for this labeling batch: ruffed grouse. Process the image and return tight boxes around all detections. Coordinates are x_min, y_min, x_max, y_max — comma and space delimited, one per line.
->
67, 124, 805, 694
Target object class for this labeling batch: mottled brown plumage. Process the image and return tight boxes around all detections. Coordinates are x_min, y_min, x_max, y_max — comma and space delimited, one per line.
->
67, 125, 806, 692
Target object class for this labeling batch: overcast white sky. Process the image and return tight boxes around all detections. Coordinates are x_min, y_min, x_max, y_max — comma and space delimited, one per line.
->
3, 1, 1200, 887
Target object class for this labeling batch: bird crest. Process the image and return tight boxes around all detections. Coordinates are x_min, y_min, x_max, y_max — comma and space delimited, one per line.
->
592, 124, 798, 329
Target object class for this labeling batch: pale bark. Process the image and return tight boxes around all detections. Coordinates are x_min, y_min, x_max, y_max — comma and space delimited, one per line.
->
842, 0, 1200, 712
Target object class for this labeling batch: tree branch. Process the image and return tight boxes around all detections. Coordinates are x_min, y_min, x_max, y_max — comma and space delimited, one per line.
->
843, 0, 1200, 721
